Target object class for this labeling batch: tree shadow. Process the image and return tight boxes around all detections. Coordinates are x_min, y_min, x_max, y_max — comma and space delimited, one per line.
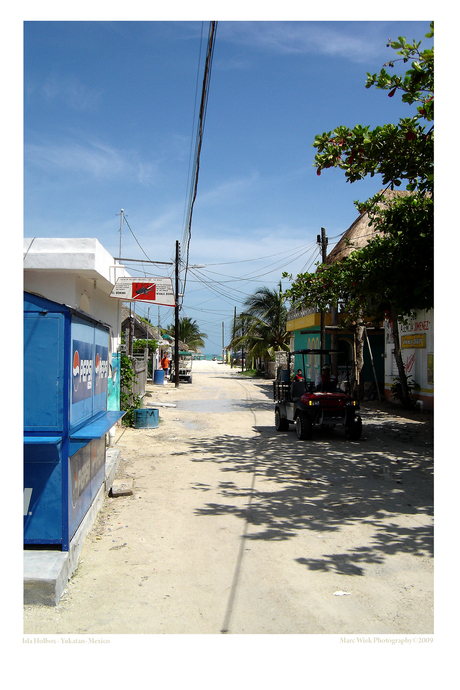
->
188, 406, 433, 573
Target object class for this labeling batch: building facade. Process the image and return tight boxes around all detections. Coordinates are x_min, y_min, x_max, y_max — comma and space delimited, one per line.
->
384, 308, 434, 410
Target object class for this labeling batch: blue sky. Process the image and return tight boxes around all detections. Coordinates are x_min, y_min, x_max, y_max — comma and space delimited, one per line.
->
23, 18, 434, 354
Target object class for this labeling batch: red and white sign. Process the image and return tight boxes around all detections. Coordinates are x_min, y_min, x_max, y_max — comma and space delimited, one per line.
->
110, 277, 176, 306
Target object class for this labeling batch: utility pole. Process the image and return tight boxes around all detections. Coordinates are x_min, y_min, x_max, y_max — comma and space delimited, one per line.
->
174, 240, 180, 388
157, 306, 160, 371
317, 227, 328, 366
222, 321, 224, 363
241, 320, 244, 373
231, 306, 236, 368
128, 302, 134, 357
118, 209, 124, 259
146, 306, 150, 377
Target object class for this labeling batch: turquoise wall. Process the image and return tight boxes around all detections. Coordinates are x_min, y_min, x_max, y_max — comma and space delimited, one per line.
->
292, 327, 384, 385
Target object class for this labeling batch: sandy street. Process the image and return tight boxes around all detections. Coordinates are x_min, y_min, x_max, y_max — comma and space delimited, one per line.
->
23, 358, 433, 635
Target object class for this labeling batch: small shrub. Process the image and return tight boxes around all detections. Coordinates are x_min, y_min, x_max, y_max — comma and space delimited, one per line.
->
120, 353, 142, 426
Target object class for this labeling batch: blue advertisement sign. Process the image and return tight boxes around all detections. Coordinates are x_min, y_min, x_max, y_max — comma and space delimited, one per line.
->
72, 339, 93, 404
94, 344, 109, 396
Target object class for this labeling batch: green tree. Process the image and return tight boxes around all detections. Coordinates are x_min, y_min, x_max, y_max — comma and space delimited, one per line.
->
230, 282, 289, 365
313, 24, 433, 195
166, 316, 207, 351
285, 22, 433, 407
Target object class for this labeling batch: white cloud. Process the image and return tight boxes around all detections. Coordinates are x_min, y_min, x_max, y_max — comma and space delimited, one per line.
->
218, 21, 390, 63
25, 139, 159, 185
26, 75, 102, 112
198, 171, 260, 206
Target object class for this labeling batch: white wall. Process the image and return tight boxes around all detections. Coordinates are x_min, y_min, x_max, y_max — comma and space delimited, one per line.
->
384, 308, 434, 409
24, 238, 129, 352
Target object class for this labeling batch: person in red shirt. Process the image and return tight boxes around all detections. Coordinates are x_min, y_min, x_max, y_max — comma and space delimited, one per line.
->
160, 354, 170, 378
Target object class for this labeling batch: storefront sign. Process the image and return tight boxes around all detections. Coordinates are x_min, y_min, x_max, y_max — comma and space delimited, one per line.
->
401, 334, 426, 349
72, 340, 93, 402
110, 277, 176, 306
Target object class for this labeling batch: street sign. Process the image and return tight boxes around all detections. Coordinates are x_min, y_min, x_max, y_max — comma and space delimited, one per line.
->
110, 277, 176, 306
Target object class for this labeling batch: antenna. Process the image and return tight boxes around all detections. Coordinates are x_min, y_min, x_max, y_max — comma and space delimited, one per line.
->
118, 209, 124, 258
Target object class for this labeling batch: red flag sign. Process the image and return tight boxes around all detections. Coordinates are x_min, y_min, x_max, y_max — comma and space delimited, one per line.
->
110, 277, 176, 306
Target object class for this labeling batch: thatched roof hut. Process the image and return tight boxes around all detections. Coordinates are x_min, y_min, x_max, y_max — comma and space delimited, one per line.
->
121, 305, 162, 341
121, 305, 190, 352
326, 189, 411, 265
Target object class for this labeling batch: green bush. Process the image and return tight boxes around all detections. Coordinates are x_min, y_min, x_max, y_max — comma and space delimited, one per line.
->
120, 353, 141, 426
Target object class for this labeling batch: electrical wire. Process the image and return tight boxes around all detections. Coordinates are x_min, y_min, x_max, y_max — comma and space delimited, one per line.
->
122, 215, 153, 263
181, 22, 205, 240
118, 222, 327, 344
204, 240, 317, 266
298, 246, 322, 273
180, 21, 218, 304
188, 268, 249, 304
185, 241, 319, 286
118, 236, 320, 326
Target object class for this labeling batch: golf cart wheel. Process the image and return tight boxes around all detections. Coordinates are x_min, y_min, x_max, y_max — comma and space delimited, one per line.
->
345, 415, 362, 441
275, 408, 289, 432
295, 413, 312, 440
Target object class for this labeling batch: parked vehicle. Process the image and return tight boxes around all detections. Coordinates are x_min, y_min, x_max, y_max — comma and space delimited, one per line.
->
171, 351, 193, 383
273, 349, 362, 440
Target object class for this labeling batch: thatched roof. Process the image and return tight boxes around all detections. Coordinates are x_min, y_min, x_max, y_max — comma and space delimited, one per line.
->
121, 305, 190, 351
121, 305, 161, 340
326, 189, 411, 265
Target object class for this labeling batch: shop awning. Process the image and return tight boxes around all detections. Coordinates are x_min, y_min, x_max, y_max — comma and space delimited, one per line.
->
71, 411, 125, 441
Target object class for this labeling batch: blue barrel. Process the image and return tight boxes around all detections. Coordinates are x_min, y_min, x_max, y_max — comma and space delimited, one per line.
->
153, 369, 165, 385
134, 408, 159, 429
280, 369, 290, 383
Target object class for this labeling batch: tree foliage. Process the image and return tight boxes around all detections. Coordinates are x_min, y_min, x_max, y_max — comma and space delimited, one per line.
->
166, 316, 207, 351
230, 282, 289, 363
132, 338, 158, 353
313, 23, 433, 196
284, 23, 434, 407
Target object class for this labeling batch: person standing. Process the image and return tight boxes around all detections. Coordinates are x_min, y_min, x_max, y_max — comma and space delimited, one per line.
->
160, 353, 170, 379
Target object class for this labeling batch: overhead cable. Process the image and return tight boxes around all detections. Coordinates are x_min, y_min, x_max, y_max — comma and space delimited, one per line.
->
122, 215, 152, 262
180, 21, 218, 303
181, 22, 205, 242
204, 240, 317, 266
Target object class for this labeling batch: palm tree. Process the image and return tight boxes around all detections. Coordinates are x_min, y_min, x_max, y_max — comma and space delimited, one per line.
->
230, 281, 289, 365
165, 316, 207, 352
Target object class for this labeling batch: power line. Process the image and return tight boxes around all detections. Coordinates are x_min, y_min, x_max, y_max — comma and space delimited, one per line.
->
188, 269, 249, 305
298, 246, 322, 273
180, 21, 218, 301
122, 215, 152, 262
204, 241, 317, 266
186, 241, 319, 285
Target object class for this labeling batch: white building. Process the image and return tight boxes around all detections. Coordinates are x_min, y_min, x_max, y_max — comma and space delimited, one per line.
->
23, 237, 130, 352
384, 308, 434, 411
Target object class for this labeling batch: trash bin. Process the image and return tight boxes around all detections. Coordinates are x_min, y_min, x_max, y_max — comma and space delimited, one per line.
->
280, 369, 290, 383
134, 408, 159, 428
153, 369, 165, 385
